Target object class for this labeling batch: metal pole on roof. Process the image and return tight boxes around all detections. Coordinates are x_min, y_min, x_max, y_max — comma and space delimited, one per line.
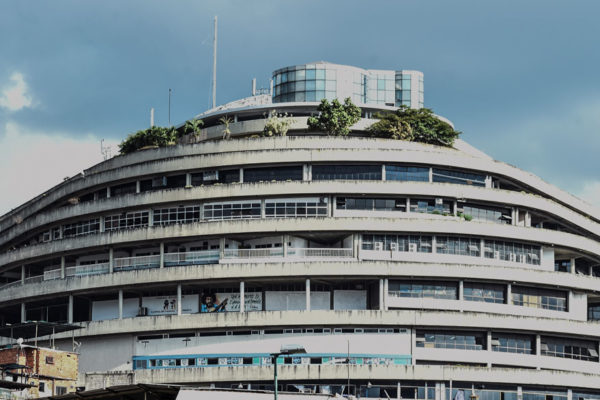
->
212, 16, 218, 108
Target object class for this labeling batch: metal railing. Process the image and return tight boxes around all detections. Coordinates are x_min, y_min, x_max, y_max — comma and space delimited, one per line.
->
66, 263, 110, 277
223, 248, 284, 259
164, 250, 220, 267
1, 248, 357, 289
113, 255, 160, 271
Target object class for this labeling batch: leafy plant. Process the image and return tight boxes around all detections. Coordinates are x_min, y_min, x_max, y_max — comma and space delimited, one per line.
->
118, 126, 178, 155
261, 111, 294, 137
219, 116, 233, 140
307, 98, 361, 136
463, 214, 473, 221
368, 106, 461, 147
183, 118, 204, 141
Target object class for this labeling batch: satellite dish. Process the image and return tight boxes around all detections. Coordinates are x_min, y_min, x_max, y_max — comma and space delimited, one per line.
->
16, 338, 23, 346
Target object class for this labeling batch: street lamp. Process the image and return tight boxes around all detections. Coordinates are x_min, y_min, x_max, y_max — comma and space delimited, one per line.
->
270, 344, 307, 400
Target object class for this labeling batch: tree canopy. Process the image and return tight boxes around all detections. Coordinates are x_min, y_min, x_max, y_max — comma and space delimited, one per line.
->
307, 98, 361, 136
367, 106, 461, 147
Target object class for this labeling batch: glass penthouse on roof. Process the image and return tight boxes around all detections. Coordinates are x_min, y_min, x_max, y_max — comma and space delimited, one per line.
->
272, 62, 424, 108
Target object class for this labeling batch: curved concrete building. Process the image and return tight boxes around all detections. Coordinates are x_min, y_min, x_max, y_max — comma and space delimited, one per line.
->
1, 63, 600, 399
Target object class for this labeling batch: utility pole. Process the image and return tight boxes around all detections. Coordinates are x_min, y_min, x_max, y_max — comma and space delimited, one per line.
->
212, 16, 218, 108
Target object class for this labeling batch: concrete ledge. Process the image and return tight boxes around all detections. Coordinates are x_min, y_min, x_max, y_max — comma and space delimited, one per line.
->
51, 310, 600, 341
2, 217, 599, 270
1, 261, 599, 305
1, 180, 598, 249
1, 136, 597, 235
128, 363, 600, 389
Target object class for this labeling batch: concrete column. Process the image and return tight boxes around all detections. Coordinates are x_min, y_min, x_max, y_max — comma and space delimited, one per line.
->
21, 303, 26, 322
458, 281, 464, 301
118, 290, 123, 320
148, 209, 154, 227
453, 201, 458, 216
567, 390, 572, 400
109, 248, 114, 273
486, 331, 492, 367
352, 234, 359, 259
328, 196, 334, 217
535, 334, 541, 370
411, 329, 417, 365
239, 168, 244, 183
428, 168, 433, 182
219, 238, 226, 259
60, 256, 66, 279
431, 236, 437, 254
307, 164, 312, 181
303, 164, 309, 181
406, 198, 411, 213
21, 265, 25, 285
570, 258, 576, 274
282, 235, 289, 257
480, 239, 485, 258
99, 216, 105, 233
261, 199, 266, 218
136, 180, 141, 193
177, 284, 182, 316
383, 279, 389, 311
381, 165, 386, 181
525, 211, 531, 227
511, 208, 517, 226
379, 279, 384, 311
159, 242, 165, 268
240, 281, 245, 313
185, 173, 192, 188
305, 279, 311, 311
506, 283, 512, 305
517, 387, 523, 400
68, 295, 74, 324
106, 187, 111, 199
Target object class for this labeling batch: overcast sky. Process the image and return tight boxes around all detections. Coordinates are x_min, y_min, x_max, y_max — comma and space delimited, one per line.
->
0, 0, 599, 214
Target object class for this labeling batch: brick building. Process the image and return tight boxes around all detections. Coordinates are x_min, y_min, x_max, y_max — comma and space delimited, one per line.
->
0, 346, 78, 398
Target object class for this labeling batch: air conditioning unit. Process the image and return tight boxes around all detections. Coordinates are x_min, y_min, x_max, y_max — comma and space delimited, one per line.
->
408, 243, 418, 253
493, 251, 500, 259
374, 242, 383, 251
509, 253, 517, 262
390, 242, 398, 252
137, 307, 148, 317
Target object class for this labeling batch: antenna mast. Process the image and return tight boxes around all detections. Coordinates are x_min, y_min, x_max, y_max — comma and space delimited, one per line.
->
100, 139, 112, 161
212, 16, 217, 109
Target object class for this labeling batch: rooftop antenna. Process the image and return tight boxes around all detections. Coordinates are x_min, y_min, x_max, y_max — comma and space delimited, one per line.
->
212, 15, 218, 108
100, 139, 112, 161
150, 107, 155, 127
168, 88, 172, 126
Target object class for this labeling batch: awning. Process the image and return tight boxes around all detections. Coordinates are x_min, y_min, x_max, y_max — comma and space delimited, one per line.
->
0, 321, 81, 339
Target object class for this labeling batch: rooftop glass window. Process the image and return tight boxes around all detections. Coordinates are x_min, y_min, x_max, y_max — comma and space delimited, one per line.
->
385, 165, 429, 182
244, 166, 303, 183
432, 168, 486, 186
312, 165, 381, 180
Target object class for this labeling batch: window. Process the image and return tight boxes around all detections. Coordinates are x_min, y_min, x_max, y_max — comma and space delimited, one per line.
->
416, 331, 485, 350
244, 166, 303, 182
588, 304, 600, 321
386, 165, 429, 182
39, 382, 45, 392
265, 198, 327, 218
191, 169, 240, 186
312, 165, 381, 180
463, 282, 505, 303
388, 281, 458, 300
62, 219, 100, 238
336, 197, 406, 212
462, 204, 512, 224
362, 234, 432, 253
56, 386, 67, 396
203, 201, 261, 220
541, 337, 599, 361
154, 205, 201, 226
45, 356, 54, 364
492, 334, 533, 354
110, 182, 137, 196
436, 236, 481, 257
484, 240, 541, 265
409, 198, 452, 214
432, 168, 486, 186
511, 286, 567, 312
105, 211, 149, 231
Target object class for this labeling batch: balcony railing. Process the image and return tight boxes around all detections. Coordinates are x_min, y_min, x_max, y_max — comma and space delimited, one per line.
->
1, 248, 355, 289
113, 255, 160, 272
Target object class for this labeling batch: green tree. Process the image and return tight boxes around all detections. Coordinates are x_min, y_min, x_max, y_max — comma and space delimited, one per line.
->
368, 106, 461, 146
183, 118, 204, 141
219, 116, 233, 140
261, 111, 294, 137
118, 126, 177, 155
307, 98, 362, 136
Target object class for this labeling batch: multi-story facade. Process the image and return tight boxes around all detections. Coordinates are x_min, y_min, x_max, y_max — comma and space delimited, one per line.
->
0, 63, 599, 399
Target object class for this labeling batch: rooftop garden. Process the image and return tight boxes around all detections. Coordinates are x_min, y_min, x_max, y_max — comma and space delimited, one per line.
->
117, 98, 460, 155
